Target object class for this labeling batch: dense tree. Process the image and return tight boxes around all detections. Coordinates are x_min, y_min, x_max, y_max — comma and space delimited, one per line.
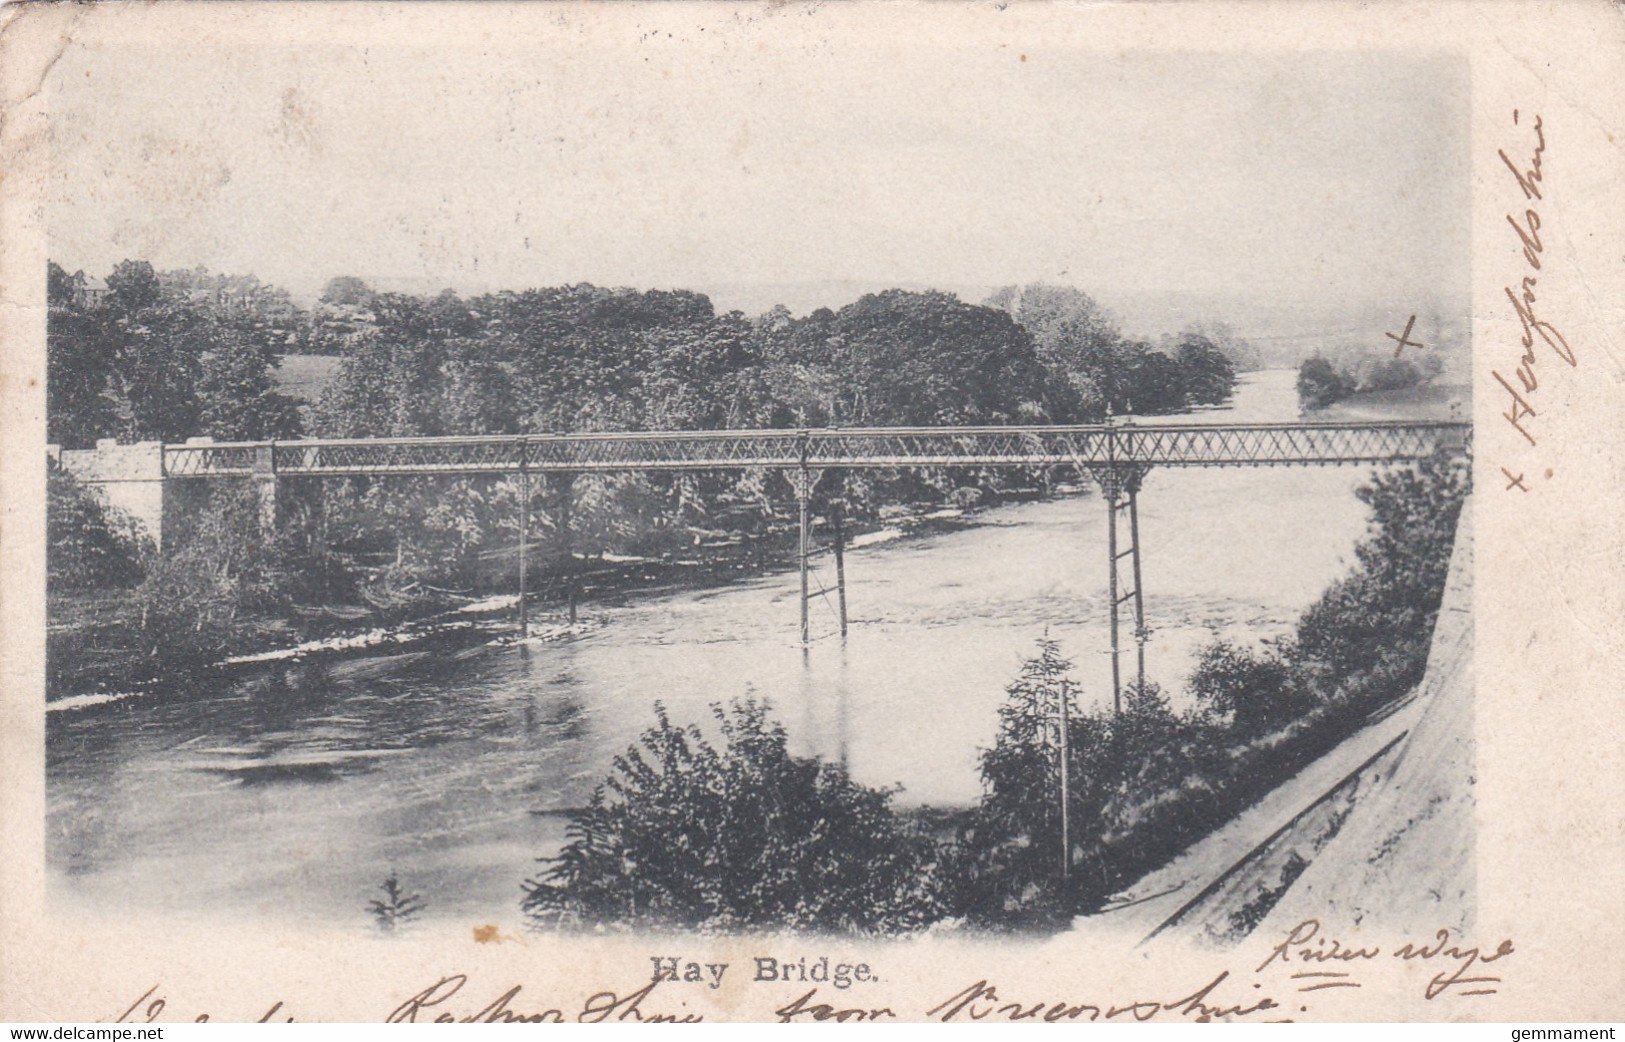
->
1296, 356, 1356, 410
1293, 451, 1469, 685
987, 284, 1237, 417
47, 263, 117, 447
986, 284, 1119, 419
1174, 332, 1238, 406
522, 699, 947, 933
47, 467, 147, 590
48, 259, 304, 445
198, 330, 305, 440
159, 266, 305, 354
808, 290, 1053, 426
1360, 357, 1423, 393
320, 275, 376, 307
962, 639, 1113, 922
106, 259, 162, 313
1187, 640, 1299, 732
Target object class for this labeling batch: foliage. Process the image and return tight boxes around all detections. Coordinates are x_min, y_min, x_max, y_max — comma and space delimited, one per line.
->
522, 699, 948, 934
369, 874, 426, 933
1292, 450, 1470, 688
1175, 332, 1238, 406
987, 284, 1238, 416
47, 264, 119, 447
1188, 641, 1299, 732
1296, 356, 1356, 410
1360, 358, 1423, 393
130, 485, 313, 663
46, 260, 304, 447
47, 467, 148, 591
959, 638, 1109, 925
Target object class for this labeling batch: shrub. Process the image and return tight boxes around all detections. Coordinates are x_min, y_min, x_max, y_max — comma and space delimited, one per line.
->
1296, 356, 1355, 410
1293, 450, 1469, 694
1360, 358, 1423, 394
47, 467, 148, 591
1188, 641, 1300, 733
369, 874, 426, 933
131, 485, 308, 663
522, 699, 947, 934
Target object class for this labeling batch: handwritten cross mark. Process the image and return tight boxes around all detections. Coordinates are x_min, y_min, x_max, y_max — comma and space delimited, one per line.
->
1386, 314, 1424, 359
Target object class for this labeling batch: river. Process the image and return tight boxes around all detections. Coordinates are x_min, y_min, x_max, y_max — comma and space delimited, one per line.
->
46, 369, 1381, 927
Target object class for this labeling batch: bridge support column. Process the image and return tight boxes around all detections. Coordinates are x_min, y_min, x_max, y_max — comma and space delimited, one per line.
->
831, 476, 848, 640
798, 467, 811, 646
556, 474, 578, 625
787, 452, 823, 646
1090, 462, 1149, 715
252, 444, 280, 538
517, 461, 530, 638
1128, 484, 1147, 696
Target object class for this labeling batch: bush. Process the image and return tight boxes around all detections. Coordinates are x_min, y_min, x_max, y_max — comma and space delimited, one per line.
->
522, 699, 948, 934
1360, 358, 1423, 394
1293, 450, 1469, 694
131, 485, 309, 663
1188, 640, 1300, 732
47, 467, 148, 591
1296, 356, 1356, 410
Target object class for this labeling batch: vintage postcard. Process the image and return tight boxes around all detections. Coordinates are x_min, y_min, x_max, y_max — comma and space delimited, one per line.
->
1, 0, 1621, 1024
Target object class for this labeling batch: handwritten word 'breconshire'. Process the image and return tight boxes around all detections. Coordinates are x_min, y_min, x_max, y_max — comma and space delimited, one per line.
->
1493, 109, 1576, 452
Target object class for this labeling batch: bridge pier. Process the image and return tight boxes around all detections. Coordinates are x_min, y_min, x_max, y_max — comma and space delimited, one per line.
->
1092, 463, 1149, 715
50, 440, 169, 549
831, 479, 848, 640
553, 474, 579, 625
252, 444, 281, 538
517, 462, 530, 638
799, 471, 810, 646
787, 451, 824, 646
1128, 483, 1148, 694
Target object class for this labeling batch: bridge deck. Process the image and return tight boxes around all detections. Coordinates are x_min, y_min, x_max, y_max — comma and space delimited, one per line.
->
162, 421, 1471, 478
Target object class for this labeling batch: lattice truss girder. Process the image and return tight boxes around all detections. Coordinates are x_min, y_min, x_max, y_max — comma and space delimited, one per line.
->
160, 422, 1470, 478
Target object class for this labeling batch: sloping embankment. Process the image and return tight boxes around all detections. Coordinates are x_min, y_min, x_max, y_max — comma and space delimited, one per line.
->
1086, 499, 1474, 947
1254, 500, 1474, 938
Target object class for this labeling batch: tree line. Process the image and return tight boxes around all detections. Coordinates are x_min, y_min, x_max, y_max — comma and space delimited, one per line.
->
47, 263, 1244, 652
49, 263, 1244, 449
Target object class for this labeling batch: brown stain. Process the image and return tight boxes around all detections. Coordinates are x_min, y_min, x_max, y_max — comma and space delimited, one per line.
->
277, 86, 323, 157
472, 924, 500, 944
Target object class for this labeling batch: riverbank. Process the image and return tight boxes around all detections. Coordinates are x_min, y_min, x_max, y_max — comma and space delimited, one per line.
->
45, 493, 1034, 709
1304, 379, 1468, 423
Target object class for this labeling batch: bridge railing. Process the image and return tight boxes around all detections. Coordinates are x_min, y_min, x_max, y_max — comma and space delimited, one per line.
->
160, 421, 1471, 478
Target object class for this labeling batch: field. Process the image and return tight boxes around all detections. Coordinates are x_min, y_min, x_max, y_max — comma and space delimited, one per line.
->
273, 353, 342, 406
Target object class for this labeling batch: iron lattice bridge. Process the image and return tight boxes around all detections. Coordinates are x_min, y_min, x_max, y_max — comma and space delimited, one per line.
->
162, 421, 1467, 477
164, 420, 1469, 710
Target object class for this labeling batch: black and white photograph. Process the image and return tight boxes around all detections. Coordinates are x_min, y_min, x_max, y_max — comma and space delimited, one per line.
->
5, 0, 1622, 1026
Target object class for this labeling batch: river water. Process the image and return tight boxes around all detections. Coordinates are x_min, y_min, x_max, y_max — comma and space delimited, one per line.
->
46, 369, 1379, 927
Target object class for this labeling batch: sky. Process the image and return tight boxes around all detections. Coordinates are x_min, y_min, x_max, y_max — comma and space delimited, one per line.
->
44, 8, 1470, 332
